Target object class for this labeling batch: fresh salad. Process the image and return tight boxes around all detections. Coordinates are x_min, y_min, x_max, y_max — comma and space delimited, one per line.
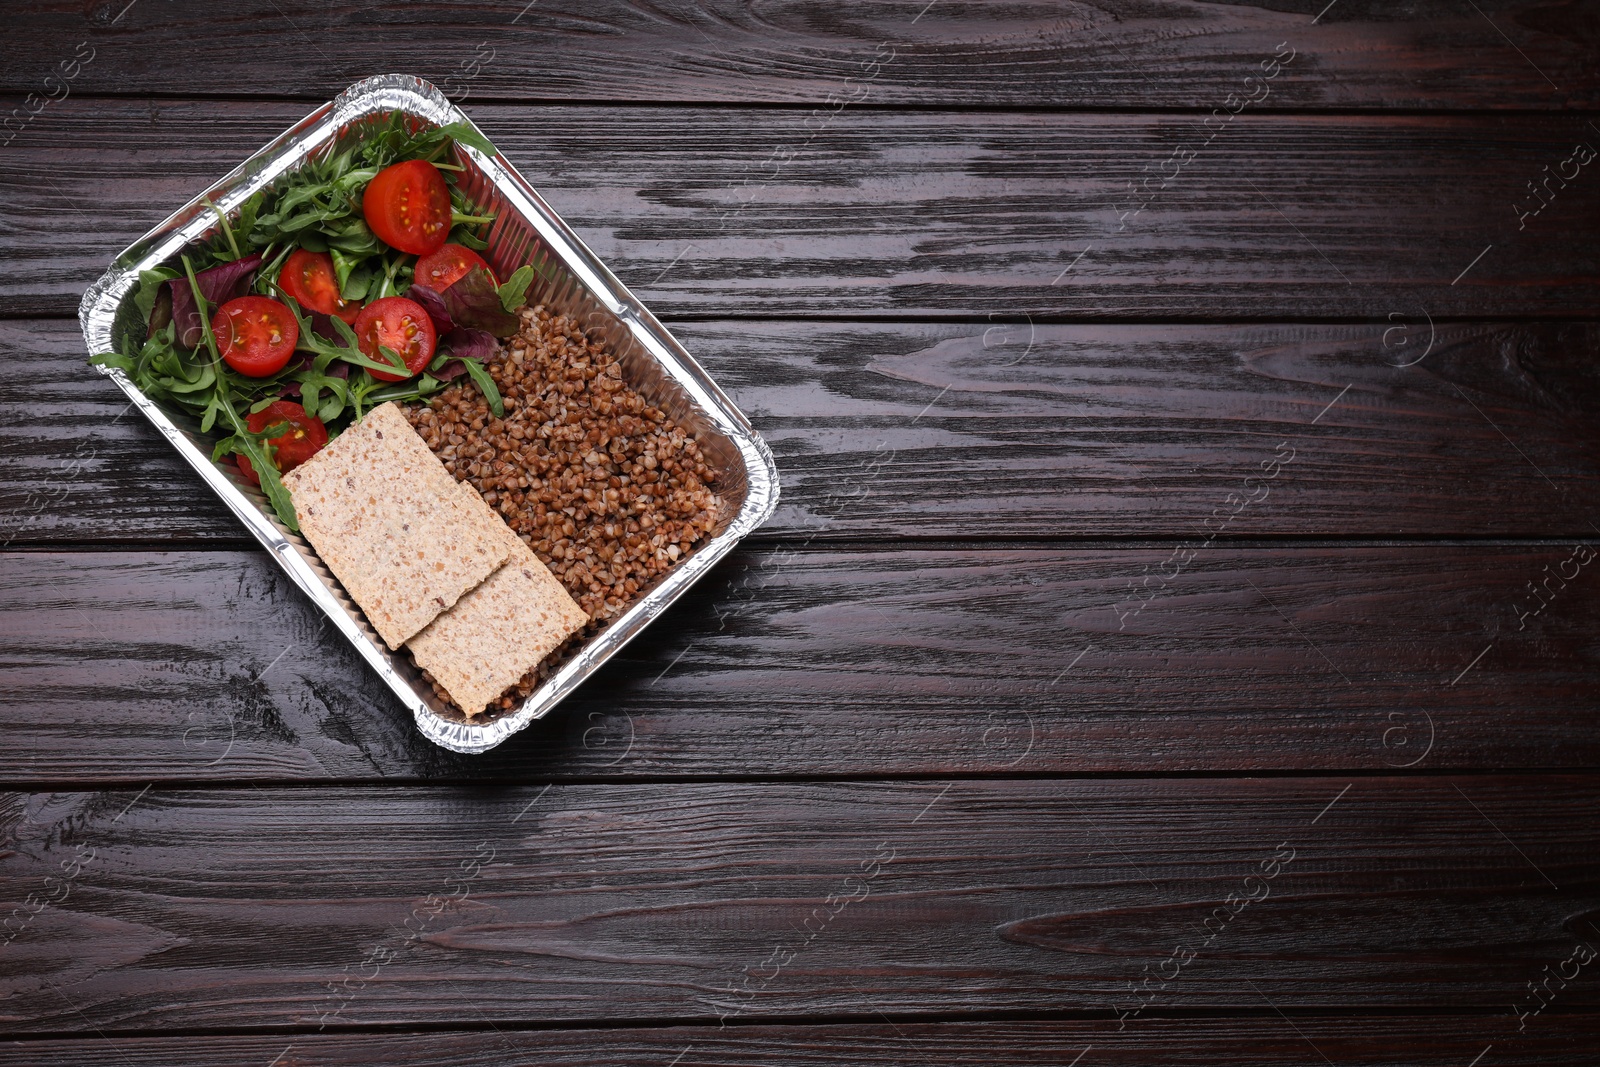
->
92, 114, 540, 532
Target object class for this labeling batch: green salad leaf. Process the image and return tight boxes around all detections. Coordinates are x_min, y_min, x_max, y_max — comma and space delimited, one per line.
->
497, 265, 536, 314
460, 358, 504, 418
133, 267, 177, 323
90, 117, 532, 528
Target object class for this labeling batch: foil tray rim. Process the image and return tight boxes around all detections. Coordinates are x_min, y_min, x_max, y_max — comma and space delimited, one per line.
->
77, 73, 780, 755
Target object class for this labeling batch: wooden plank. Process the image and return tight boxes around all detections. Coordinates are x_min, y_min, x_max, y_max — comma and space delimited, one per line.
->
1, 777, 1597, 1031
3, 544, 1596, 782
2, 1016, 1598, 1065
2, 1, 1596, 109
7, 318, 1599, 546
6, 102, 1600, 319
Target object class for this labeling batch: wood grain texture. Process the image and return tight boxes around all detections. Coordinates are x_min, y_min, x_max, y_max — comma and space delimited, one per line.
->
3, 545, 1596, 782
1, 777, 1597, 1032
4, 5, 1598, 1058
2, 1017, 1598, 1066
7, 318, 1599, 545
6, 102, 1600, 319
3, 1, 1597, 108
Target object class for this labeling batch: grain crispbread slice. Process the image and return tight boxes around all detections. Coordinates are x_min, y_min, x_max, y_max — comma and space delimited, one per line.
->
449, 476, 511, 532
283, 402, 510, 649
407, 510, 590, 718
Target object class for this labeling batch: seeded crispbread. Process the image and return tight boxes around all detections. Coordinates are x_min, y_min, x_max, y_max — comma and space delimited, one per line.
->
283, 402, 510, 649
407, 506, 590, 718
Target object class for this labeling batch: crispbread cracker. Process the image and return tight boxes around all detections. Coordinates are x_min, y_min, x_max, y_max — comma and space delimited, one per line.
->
407, 513, 590, 718
283, 402, 511, 649
450, 476, 509, 532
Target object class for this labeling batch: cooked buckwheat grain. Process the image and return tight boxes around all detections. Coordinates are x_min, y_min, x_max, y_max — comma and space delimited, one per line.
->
404, 305, 721, 717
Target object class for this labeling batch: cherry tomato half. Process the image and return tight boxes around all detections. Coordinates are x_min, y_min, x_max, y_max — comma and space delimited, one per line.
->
279, 248, 361, 323
362, 159, 452, 256
235, 400, 329, 486
415, 243, 495, 291
354, 296, 437, 382
212, 296, 299, 377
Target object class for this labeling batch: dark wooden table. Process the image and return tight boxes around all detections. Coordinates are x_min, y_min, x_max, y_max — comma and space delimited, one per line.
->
3, 2, 1599, 1064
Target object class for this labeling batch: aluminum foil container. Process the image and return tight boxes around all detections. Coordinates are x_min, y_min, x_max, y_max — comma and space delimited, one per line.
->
79, 74, 780, 754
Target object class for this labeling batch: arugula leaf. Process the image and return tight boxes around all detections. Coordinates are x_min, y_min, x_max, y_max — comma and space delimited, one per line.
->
163, 359, 217, 395
92, 119, 503, 532
377, 344, 410, 377
334, 166, 379, 197
325, 217, 381, 257
331, 247, 376, 301
274, 294, 416, 379
326, 312, 362, 348
459, 357, 504, 417
432, 121, 497, 159
329, 246, 358, 292
361, 115, 498, 169
183, 254, 299, 531
448, 224, 490, 251
497, 265, 536, 313
447, 185, 497, 233
344, 266, 375, 302
277, 211, 323, 234
203, 198, 242, 261
200, 389, 229, 434
182, 255, 222, 365
277, 182, 328, 215
254, 242, 295, 298
224, 399, 296, 527
89, 350, 136, 374
361, 375, 451, 408
316, 394, 344, 423
133, 268, 177, 323
385, 251, 414, 299
233, 191, 264, 250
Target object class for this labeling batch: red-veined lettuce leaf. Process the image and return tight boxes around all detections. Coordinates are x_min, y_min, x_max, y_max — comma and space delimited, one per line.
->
438, 266, 520, 337
438, 327, 497, 363
405, 283, 455, 334
162, 253, 263, 348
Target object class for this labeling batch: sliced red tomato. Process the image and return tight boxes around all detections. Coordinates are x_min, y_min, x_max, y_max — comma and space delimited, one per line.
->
235, 400, 328, 485
212, 296, 299, 377
354, 296, 438, 382
415, 243, 495, 290
362, 159, 452, 256
279, 248, 361, 323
